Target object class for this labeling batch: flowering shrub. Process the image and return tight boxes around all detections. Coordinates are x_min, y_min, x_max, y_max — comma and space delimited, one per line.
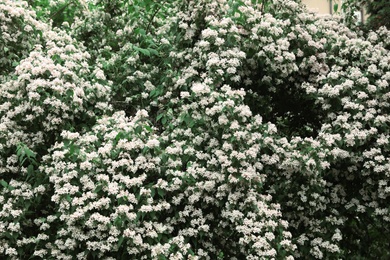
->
1, 0, 390, 259
0, 2, 111, 258
0, 0, 111, 175
37, 102, 295, 258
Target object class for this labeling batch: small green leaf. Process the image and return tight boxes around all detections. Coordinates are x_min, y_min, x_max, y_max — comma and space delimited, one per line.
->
27, 165, 34, 175
118, 236, 124, 248
21, 158, 27, 165
135, 125, 143, 134
4, 232, 13, 239
150, 89, 157, 98
25, 148, 36, 159
157, 188, 165, 198
144, 125, 153, 132
115, 132, 124, 141
66, 89, 73, 98
156, 114, 164, 121
134, 46, 150, 56
16, 144, 23, 156
135, 28, 146, 36
334, 3, 339, 13
184, 114, 191, 124
148, 48, 159, 56
0, 180, 8, 188
161, 117, 167, 125
188, 249, 195, 256
114, 217, 122, 226
142, 147, 150, 154
94, 185, 102, 193
63, 140, 71, 147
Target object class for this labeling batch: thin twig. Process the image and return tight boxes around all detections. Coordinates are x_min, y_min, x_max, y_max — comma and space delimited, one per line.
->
146, 2, 163, 35
50, 0, 74, 20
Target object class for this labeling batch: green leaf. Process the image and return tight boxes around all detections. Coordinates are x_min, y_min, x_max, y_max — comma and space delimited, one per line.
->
148, 48, 159, 56
161, 117, 167, 125
27, 165, 34, 176
118, 236, 125, 248
135, 28, 146, 36
16, 144, 23, 156
69, 144, 80, 155
63, 139, 71, 147
25, 148, 36, 159
21, 158, 27, 165
334, 3, 339, 13
4, 232, 13, 240
184, 114, 191, 124
0, 180, 8, 189
94, 185, 102, 193
65, 194, 72, 202
144, 125, 153, 132
156, 114, 164, 121
114, 217, 122, 226
157, 188, 165, 198
142, 146, 150, 154
135, 125, 143, 134
66, 89, 73, 98
188, 249, 195, 256
134, 46, 150, 56
115, 132, 124, 142
150, 89, 157, 98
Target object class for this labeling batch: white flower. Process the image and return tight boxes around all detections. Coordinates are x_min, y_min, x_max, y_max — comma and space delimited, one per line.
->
135, 109, 148, 118
191, 82, 210, 95
161, 38, 169, 44
146, 139, 160, 148
201, 28, 218, 39
180, 91, 190, 98
226, 67, 236, 74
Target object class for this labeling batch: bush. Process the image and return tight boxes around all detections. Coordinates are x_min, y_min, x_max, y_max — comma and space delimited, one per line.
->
0, 0, 111, 175
1, 0, 390, 259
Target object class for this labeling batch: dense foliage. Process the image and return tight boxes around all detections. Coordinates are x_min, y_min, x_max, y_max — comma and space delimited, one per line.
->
365, 0, 390, 29
1, 0, 390, 259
